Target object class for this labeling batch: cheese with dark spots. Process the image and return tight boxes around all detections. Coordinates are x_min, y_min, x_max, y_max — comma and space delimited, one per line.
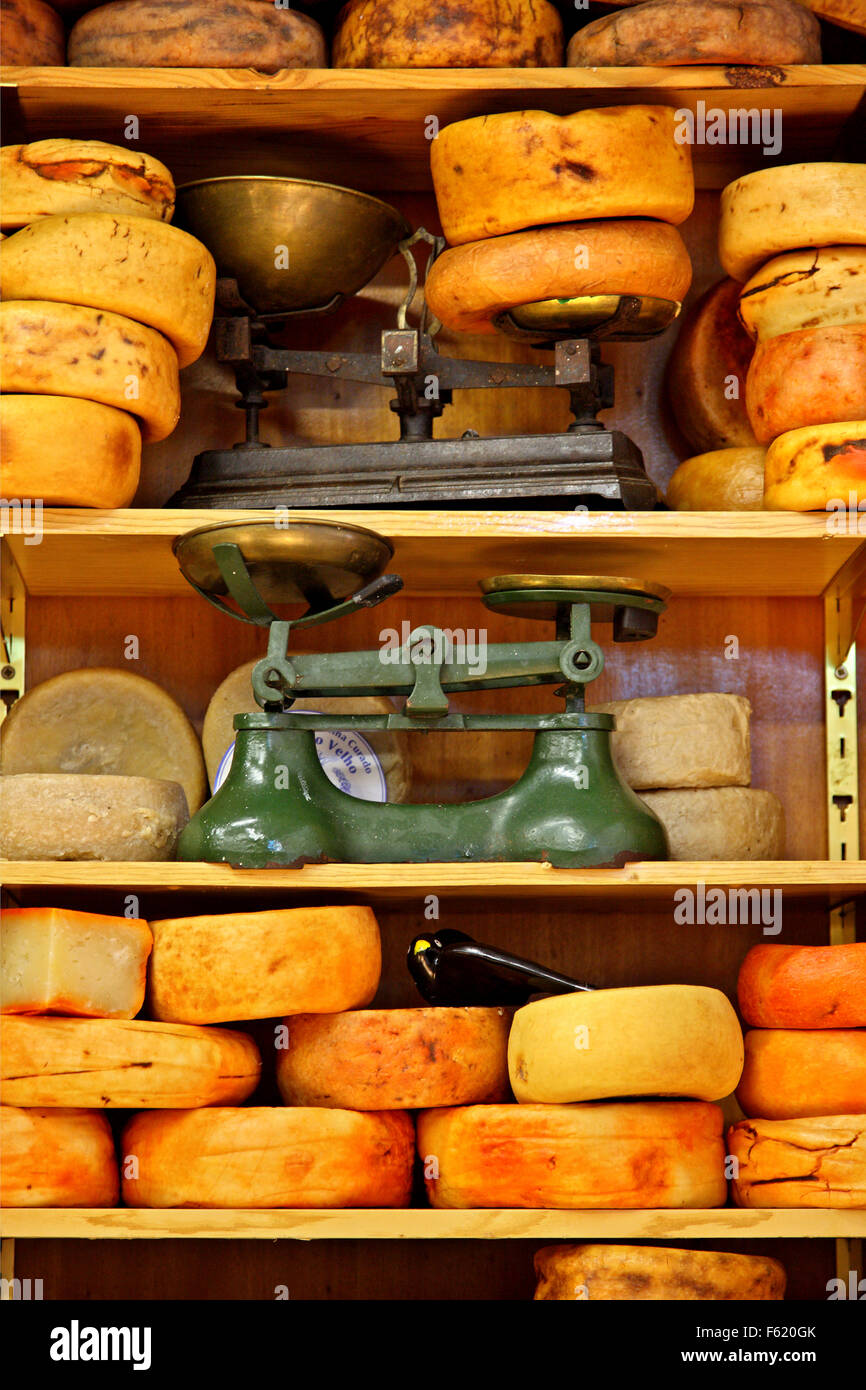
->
534, 1245, 786, 1300
739, 247, 866, 341
333, 0, 562, 67
764, 418, 866, 508
0, 0, 64, 65
720, 163, 866, 281
567, 0, 820, 67
0, 140, 175, 230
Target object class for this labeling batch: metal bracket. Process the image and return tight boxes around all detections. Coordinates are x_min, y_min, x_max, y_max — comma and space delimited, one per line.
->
0, 538, 25, 723
824, 592, 859, 863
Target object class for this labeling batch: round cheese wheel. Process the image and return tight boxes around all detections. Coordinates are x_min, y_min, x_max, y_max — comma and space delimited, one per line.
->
0, 1107, 119, 1207
122, 1107, 415, 1208
797, 0, 866, 33
667, 448, 766, 511
508, 986, 743, 1105
0, 213, 215, 367
0, 301, 181, 443
739, 247, 866, 342
202, 658, 411, 802
737, 1030, 866, 1121
738, 942, 866, 1029
666, 279, 756, 453
729, 1113, 866, 1208
567, 0, 820, 66
0, 0, 64, 64
0, 1016, 261, 1108
148, 905, 382, 1025
333, 0, 562, 66
588, 692, 752, 790
719, 163, 866, 282
534, 1244, 786, 1301
639, 787, 785, 860
0, 394, 141, 506
746, 324, 866, 445
418, 1101, 727, 1209
431, 107, 694, 247
0, 772, 189, 860
0, 668, 207, 815
0, 906, 153, 1019
424, 220, 692, 336
763, 420, 866, 510
276, 1007, 512, 1109
69, 1, 327, 70
0, 140, 175, 230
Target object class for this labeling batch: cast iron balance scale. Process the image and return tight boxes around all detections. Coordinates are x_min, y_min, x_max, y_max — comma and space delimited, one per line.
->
171, 177, 680, 509
173, 517, 671, 868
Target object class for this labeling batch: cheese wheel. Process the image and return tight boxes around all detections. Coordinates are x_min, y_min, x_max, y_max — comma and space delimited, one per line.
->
431, 107, 694, 247
0, 213, 216, 367
729, 1113, 866, 1208
738, 943, 866, 1030
589, 693, 752, 790
719, 164, 866, 282
122, 1107, 415, 1208
333, 0, 562, 66
764, 420, 866, 509
1, 907, 153, 1019
0, 301, 181, 443
0, 0, 64, 64
148, 905, 381, 1025
746, 324, 866, 445
0, 1107, 119, 1207
0, 140, 175, 230
418, 1101, 727, 1209
639, 787, 784, 860
667, 448, 766, 511
508, 986, 743, 1105
1, 668, 207, 815
0, 773, 189, 861
276, 1007, 512, 1109
737, 1030, 866, 1120
798, 0, 866, 33
666, 279, 756, 453
567, 0, 820, 66
739, 247, 866, 343
534, 1244, 786, 1301
202, 658, 411, 802
0, 1016, 261, 1108
424, 221, 692, 336
0, 394, 140, 506
69, 1, 327, 69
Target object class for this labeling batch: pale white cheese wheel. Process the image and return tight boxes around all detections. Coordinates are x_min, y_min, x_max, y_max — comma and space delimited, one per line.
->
0, 1107, 119, 1207
0, 906, 153, 1018
719, 163, 866, 282
639, 787, 786, 860
738, 247, 866, 342
0, 773, 189, 861
0, 140, 175, 230
666, 448, 766, 511
589, 693, 752, 789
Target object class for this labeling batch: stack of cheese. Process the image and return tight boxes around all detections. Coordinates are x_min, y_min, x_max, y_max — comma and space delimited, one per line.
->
425, 106, 694, 336
0, 138, 215, 507
589, 692, 785, 860
567, 0, 821, 68
332, 0, 563, 67
728, 942, 866, 1209
67, 1, 327, 69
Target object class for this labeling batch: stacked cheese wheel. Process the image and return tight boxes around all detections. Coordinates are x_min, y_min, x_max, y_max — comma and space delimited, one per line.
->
719, 163, 866, 510
425, 106, 694, 336
728, 942, 866, 1209
0, 139, 215, 507
567, 0, 820, 68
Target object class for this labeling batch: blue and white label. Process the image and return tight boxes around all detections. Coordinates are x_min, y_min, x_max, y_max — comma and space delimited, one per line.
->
213, 713, 387, 802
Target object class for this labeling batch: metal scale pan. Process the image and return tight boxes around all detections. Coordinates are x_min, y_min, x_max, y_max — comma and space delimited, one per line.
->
493, 295, 681, 344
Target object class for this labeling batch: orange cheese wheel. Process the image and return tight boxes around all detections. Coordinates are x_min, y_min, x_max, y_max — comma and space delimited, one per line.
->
276, 1007, 511, 1109
729, 1113, 866, 1208
0, 140, 175, 230
69, 1, 327, 70
666, 278, 756, 453
122, 1107, 415, 1208
763, 420, 866, 510
567, 0, 820, 67
737, 1030, 866, 1120
333, 0, 563, 67
666, 448, 766, 511
746, 324, 866, 445
534, 1244, 787, 1300
0, 1106, 119, 1207
738, 943, 866, 1029
0, 395, 141, 507
0, 0, 65, 64
418, 1101, 727, 1209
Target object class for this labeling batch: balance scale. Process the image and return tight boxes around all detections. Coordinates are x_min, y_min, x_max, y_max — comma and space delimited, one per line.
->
170, 177, 680, 510
174, 517, 671, 868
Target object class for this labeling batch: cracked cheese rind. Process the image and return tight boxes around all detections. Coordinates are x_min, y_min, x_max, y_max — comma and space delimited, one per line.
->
746, 324, 866, 446
639, 787, 785, 860
1, 907, 153, 1019
0, 1106, 119, 1207
0, 1016, 261, 1108
589, 692, 752, 790
333, 0, 563, 67
719, 163, 866, 282
1, 0, 65, 64
738, 942, 866, 1029
533, 1244, 786, 1300
567, 0, 820, 66
667, 447, 766, 512
728, 1113, 866, 1208
666, 278, 757, 453
737, 1030, 866, 1120
0, 394, 141, 506
0, 773, 189, 861
763, 419, 866, 510
0, 140, 175, 229
739, 247, 866, 342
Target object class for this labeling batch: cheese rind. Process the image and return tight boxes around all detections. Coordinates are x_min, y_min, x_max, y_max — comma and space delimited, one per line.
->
122, 1107, 415, 1208
737, 1030, 866, 1120
69, 1, 327, 70
746, 324, 866, 445
0, 1106, 119, 1207
589, 693, 752, 790
763, 420, 866, 510
719, 163, 866, 282
729, 1114, 866, 1208
0, 140, 175, 230
533, 1244, 786, 1301
0, 394, 141, 507
0, 907, 153, 1019
639, 787, 785, 860
0, 773, 189, 861
666, 279, 756, 452
0, 0, 65, 64
333, 0, 563, 66
666, 448, 766, 511
738, 942, 866, 1029
739, 247, 866, 342
567, 0, 820, 66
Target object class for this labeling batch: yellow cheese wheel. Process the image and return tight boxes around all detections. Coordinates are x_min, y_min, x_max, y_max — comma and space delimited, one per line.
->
0, 1107, 119, 1207
0, 394, 141, 506
69, 1, 327, 70
763, 420, 866, 509
148, 905, 382, 1025
737, 1029, 866, 1120
739, 247, 866, 342
593, 0, 866, 31
567, 0, 820, 66
508, 985, 743, 1104
589, 692, 752, 790
746, 324, 866, 445
0, 773, 189, 861
333, 0, 562, 66
667, 447, 766, 511
719, 163, 866, 282
0, 1016, 261, 1108
666, 278, 756, 453
418, 1101, 727, 1209
0, 301, 181, 443
276, 1007, 512, 1109
640, 787, 785, 860
0, 213, 215, 367
431, 107, 694, 247
0, 140, 175, 230
424, 220, 692, 335
1, 906, 153, 1019
122, 1107, 416, 1208
0, 0, 64, 64
729, 1113, 866, 1207
534, 1244, 786, 1301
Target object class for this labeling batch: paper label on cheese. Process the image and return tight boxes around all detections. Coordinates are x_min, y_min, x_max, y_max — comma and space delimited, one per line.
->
214, 713, 387, 802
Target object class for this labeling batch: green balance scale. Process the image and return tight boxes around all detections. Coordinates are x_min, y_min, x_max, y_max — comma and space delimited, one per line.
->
173, 519, 671, 868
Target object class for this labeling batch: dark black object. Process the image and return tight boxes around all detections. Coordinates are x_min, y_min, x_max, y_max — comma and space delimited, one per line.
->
408, 929, 594, 1006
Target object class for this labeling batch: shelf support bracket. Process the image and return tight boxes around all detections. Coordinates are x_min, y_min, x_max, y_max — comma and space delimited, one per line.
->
0, 538, 26, 725
0, 1238, 15, 1298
